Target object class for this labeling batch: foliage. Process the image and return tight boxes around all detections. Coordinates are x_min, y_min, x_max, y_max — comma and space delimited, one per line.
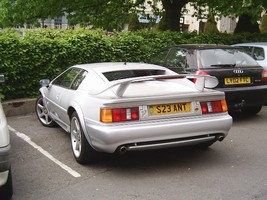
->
1, 29, 267, 100
1, 0, 267, 33
192, 0, 266, 33
128, 14, 146, 31
192, 0, 266, 20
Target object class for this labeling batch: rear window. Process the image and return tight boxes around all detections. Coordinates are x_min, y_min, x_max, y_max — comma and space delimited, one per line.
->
198, 49, 259, 68
103, 70, 165, 81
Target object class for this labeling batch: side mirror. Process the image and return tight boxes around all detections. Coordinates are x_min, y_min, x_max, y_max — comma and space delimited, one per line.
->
40, 79, 50, 87
0, 74, 4, 83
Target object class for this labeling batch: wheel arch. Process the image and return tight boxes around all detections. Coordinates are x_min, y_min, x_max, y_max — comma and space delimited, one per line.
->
38, 87, 47, 97
68, 103, 93, 146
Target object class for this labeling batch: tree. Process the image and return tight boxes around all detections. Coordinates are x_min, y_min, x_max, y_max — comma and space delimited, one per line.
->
1, 0, 267, 32
160, 0, 189, 31
234, 13, 260, 33
203, 13, 219, 33
0, 0, 190, 31
0, 0, 65, 27
260, 13, 267, 33
192, 0, 266, 33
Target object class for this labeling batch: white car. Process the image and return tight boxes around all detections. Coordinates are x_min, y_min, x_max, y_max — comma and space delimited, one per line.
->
233, 42, 267, 69
0, 75, 13, 199
36, 62, 232, 164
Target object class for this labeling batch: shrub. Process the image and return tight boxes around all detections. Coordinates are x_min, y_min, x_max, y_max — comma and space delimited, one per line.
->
1, 29, 267, 100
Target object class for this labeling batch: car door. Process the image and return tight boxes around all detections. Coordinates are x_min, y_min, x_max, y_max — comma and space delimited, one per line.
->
46, 67, 84, 128
58, 69, 88, 126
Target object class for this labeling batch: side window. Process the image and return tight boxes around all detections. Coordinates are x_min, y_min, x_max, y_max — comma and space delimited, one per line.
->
240, 46, 253, 56
166, 49, 187, 70
52, 68, 81, 88
71, 70, 87, 90
149, 49, 169, 66
253, 47, 265, 60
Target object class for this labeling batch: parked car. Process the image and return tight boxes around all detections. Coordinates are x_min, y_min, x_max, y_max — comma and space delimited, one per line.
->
232, 42, 267, 69
36, 62, 232, 164
0, 75, 13, 199
147, 44, 267, 115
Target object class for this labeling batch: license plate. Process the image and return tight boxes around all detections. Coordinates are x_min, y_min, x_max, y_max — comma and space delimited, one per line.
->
148, 102, 191, 115
224, 77, 251, 85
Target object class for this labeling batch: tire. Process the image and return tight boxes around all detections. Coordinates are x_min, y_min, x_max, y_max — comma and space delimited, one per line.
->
241, 106, 262, 115
0, 168, 13, 200
70, 112, 101, 164
36, 95, 57, 127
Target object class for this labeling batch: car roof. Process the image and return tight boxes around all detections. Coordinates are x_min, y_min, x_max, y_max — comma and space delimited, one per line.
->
162, 44, 238, 50
233, 42, 267, 47
72, 62, 168, 72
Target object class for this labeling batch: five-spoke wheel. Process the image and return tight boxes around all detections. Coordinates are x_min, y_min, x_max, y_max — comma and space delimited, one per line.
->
70, 112, 101, 164
36, 95, 56, 127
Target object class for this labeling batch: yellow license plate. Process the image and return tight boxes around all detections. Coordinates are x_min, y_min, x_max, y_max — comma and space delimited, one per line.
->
148, 102, 191, 115
224, 77, 251, 85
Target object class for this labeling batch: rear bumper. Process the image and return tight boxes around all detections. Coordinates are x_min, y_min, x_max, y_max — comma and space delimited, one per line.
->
0, 144, 11, 187
85, 113, 232, 153
217, 85, 267, 109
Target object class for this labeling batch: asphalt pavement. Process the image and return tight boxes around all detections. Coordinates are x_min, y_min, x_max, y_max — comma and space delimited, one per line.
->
6, 106, 267, 200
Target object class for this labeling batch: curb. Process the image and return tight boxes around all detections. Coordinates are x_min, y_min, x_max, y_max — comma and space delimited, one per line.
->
2, 98, 36, 117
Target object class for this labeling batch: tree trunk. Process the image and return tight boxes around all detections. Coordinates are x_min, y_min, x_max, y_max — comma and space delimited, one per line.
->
161, 0, 188, 31
234, 14, 260, 33
260, 14, 267, 33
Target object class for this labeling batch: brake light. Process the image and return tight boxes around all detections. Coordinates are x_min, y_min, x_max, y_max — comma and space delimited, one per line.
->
100, 107, 139, 123
200, 100, 228, 114
262, 69, 267, 82
194, 70, 209, 83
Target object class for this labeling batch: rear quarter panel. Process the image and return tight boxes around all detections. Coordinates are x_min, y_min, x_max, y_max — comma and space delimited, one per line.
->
0, 103, 9, 148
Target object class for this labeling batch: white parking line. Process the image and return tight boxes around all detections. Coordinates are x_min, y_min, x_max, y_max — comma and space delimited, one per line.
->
8, 125, 81, 178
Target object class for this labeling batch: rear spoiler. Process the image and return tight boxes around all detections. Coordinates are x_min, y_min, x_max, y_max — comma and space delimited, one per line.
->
89, 74, 218, 97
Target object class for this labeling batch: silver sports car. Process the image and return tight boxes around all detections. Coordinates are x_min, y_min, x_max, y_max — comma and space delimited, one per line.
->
36, 62, 232, 164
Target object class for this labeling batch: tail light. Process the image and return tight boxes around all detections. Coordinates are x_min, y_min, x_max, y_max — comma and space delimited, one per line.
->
262, 69, 267, 82
194, 70, 209, 83
200, 100, 228, 114
100, 107, 139, 123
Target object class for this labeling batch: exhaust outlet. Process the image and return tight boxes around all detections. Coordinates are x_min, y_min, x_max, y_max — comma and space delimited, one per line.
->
234, 100, 246, 109
217, 135, 224, 142
118, 146, 127, 155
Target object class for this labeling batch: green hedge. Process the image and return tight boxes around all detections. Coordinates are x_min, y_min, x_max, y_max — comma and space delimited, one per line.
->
1, 29, 267, 100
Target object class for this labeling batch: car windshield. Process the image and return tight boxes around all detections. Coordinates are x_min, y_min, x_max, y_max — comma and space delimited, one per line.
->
103, 70, 166, 81
198, 48, 259, 68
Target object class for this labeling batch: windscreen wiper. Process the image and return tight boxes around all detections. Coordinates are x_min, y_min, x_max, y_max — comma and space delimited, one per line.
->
210, 64, 236, 67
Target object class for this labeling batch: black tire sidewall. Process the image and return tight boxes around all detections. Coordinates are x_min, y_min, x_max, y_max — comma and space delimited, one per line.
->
0, 168, 13, 200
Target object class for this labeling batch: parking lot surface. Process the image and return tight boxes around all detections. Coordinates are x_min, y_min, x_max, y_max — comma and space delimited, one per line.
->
7, 107, 267, 200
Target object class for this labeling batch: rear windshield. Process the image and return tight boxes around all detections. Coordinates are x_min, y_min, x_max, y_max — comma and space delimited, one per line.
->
198, 49, 259, 68
103, 70, 165, 81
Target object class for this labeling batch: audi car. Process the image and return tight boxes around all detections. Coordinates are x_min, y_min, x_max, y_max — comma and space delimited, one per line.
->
36, 62, 232, 164
148, 44, 267, 115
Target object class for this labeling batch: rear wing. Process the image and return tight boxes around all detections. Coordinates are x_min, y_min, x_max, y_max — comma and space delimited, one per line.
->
89, 74, 218, 97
